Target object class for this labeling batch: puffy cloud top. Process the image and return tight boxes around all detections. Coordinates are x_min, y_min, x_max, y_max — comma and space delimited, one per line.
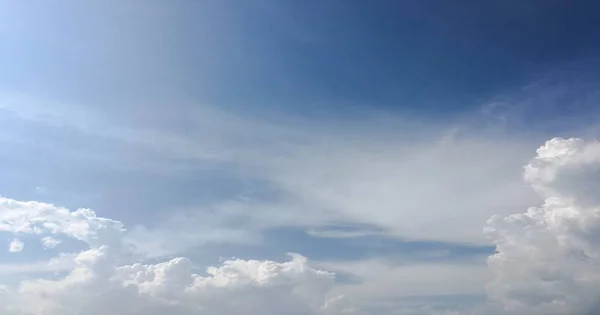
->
0, 197, 354, 315
0, 198, 124, 248
6, 249, 342, 315
486, 138, 600, 315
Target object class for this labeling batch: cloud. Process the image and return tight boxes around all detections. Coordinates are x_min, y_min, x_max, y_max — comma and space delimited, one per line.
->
0, 94, 543, 247
7, 72, 599, 254
8, 238, 23, 253
315, 258, 489, 314
255, 130, 538, 245
306, 225, 387, 239
122, 205, 269, 258
2, 121, 600, 314
0, 196, 357, 315
1, 249, 349, 315
41, 236, 61, 249
485, 138, 600, 315
0, 197, 124, 248
0, 259, 72, 275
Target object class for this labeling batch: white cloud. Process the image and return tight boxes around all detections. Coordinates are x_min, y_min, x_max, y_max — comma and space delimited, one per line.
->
257, 131, 538, 244
34, 186, 49, 195
41, 236, 61, 249
120, 112, 542, 247
124, 212, 261, 258
485, 138, 600, 315
0, 259, 72, 275
0, 197, 124, 248
0, 249, 350, 315
315, 258, 490, 315
8, 238, 23, 253
0, 196, 358, 315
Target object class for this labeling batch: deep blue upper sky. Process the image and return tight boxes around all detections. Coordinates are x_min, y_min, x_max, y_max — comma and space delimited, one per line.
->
185, 0, 600, 113
3, 0, 600, 118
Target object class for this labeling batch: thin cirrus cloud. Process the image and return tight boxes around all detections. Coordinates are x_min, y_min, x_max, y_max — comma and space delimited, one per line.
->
0, 96, 541, 248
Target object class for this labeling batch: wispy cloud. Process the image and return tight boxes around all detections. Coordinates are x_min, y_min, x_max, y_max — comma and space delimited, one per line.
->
0, 94, 542, 249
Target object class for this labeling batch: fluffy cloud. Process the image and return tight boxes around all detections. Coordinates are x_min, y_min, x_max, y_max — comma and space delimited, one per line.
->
485, 138, 600, 315
0, 197, 124, 248
0, 197, 354, 315
3, 250, 345, 315
8, 238, 24, 253
41, 236, 61, 249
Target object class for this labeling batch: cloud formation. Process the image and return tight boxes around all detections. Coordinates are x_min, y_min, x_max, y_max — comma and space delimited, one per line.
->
3, 250, 347, 315
8, 238, 23, 253
486, 138, 600, 315
41, 236, 61, 249
0, 197, 124, 248
0, 95, 540, 247
2, 136, 600, 314
0, 197, 355, 315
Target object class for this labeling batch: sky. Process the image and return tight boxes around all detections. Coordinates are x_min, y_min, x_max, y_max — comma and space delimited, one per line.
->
1, 1, 600, 314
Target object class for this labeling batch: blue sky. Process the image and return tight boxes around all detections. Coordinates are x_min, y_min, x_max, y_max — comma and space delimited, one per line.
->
2, 1, 600, 314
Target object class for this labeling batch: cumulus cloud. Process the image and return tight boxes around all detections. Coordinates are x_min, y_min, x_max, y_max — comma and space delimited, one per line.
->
41, 236, 61, 249
8, 238, 24, 253
2, 250, 345, 315
0, 197, 355, 315
485, 138, 600, 315
0, 197, 124, 248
